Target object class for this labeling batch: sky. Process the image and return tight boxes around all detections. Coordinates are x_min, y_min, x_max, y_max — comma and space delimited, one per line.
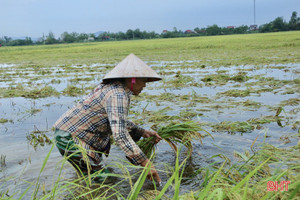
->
1, 0, 299, 38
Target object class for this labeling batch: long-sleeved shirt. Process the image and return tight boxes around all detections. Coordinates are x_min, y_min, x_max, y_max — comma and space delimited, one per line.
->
53, 81, 147, 165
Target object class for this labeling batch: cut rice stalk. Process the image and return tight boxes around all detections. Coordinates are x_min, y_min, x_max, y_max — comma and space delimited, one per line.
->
137, 120, 212, 158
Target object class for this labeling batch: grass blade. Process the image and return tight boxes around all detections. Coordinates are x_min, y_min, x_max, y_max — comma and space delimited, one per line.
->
128, 160, 152, 200
197, 161, 226, 200
230, 157, 271, 193
31, 143, 55, 199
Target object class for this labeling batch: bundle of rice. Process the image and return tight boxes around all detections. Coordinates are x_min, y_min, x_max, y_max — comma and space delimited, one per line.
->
137, 121, 212, 158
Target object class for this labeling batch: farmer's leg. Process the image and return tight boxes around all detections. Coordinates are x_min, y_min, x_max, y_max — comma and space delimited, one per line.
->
54, 129, 104, 174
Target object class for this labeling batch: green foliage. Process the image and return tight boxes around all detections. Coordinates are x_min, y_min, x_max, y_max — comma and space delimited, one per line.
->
0, 118, 9, 123
218, 89, 250, 97
0, 85, 59, 98
212, 114, 284, 134
45, 32, 58, 45
0, 140, 299, 199
259, 11, 300, 33
289, 11, 300, 30
201, 72, 250, 85
137, 121, 212, 158
181, 143, 300, 200
26, 132, 52, 150
212, 121, 255, 133
62, 85, 85, 96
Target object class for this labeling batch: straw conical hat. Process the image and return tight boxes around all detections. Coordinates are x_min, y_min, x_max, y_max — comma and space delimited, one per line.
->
103, 53, 162, 82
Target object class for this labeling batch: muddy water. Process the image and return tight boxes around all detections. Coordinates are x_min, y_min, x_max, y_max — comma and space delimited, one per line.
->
0, 62, 299, 199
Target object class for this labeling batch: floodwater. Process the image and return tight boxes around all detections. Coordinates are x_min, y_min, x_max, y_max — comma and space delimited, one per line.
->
0, 61, 299, 199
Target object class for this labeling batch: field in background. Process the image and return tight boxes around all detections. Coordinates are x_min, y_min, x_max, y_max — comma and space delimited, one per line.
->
0, 31, 300, 66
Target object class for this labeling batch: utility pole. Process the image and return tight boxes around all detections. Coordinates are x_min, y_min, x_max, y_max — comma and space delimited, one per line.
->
43, 33, 45, 45
254, 0, 256, 25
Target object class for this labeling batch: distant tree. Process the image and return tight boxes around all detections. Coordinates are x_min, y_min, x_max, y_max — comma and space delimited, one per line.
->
71, 32, 79, 42
194, 27, 200, 33
77, 33, 89, 42
98, 32, 111, 41
117, 31, 127, 40
3, 36, 12, 44
0, 36, 12, 46
221, 27, 234, 35
126, 29, 134, 40
234, 25, 249, 34
133, 29, 142, 39
101, 32, 111, 41
149, 31, 159, 39
272, 17, 288, 32
7, 37, 32, 46
8, 40, 23, 46
259, 22, 272, 33
45, 32, 57, 44
289, 11, 300, 30
61, 32, 77, 43
89, 33, 96, 39
25, 37, 33, 45
161, 31, 176, 38
0, 38, 4, 46
108, 32, 115, 40
173, 27, 178, 34
194, 27, 206, 35
206, 24, 221, 35
140, 30, 146, 39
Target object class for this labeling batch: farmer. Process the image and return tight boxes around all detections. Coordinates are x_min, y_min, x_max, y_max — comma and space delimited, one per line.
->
53, 53, 162, 183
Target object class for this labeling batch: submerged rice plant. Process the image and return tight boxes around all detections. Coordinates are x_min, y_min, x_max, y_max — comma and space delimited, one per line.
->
0, 118, 9, 123
181, 142, 300, 200
62, 85, 86, 96
0, 85, 59, 98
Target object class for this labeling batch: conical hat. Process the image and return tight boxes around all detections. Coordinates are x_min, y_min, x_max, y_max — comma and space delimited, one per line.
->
103, 53, 162, 82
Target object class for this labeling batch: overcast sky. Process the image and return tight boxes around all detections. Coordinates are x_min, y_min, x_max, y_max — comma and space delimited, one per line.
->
1, 0, 299, 38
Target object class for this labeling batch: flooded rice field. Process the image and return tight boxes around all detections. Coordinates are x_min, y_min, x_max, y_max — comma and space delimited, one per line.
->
0, 61, 299, 199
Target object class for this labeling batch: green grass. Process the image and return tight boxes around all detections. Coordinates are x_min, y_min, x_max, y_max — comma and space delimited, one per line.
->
1, 141, 299, 199
0, 31, 300, 66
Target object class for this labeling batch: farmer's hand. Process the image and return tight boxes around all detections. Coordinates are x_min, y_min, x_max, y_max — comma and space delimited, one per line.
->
143, 130, 162, 144
141, 159, 161, 184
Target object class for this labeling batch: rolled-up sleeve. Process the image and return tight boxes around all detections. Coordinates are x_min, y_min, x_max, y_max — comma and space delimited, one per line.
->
126, 120, 145, 141
106, 92, 147, 165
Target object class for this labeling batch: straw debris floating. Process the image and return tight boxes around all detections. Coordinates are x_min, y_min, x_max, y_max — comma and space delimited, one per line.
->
137, 120, 212, 158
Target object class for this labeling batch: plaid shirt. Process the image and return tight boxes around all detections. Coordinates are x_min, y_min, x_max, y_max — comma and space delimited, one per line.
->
53, 81, 147, 165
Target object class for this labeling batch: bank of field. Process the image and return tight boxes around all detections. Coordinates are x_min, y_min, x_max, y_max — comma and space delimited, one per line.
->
0, 31, 299, 199
0, 31, 300, 66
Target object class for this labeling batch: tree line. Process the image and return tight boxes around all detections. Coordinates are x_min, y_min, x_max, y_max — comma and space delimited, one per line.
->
1, 11, 299, 47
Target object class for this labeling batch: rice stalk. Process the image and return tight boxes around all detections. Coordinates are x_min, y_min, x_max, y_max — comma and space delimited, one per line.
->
137, 120, 212, 158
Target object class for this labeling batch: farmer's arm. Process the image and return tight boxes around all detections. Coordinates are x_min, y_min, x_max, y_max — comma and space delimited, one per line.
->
106, 92, 161, 183
126, 121, 162, 143
106, 92, 147, 165
126, 120, 145, 141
